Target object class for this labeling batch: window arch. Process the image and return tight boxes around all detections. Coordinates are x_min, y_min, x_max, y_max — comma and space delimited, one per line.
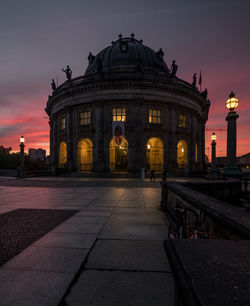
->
77, 138, 93, 171
146, 137, 164, 172
59, 141, 67, 167
177, 140, 188, 168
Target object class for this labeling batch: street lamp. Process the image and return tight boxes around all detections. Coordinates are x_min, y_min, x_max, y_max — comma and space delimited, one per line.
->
18, 136, 25, 177
223, 91, 241, 177
226, 92, 239, 111
147, 144, 151, 171
210, 132, 218, 174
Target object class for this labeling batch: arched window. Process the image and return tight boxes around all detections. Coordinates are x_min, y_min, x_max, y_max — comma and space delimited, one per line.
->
59, 141, 67, 167
177, 140, 188, 168
146, 137, 164, 172
77, 138, 93, 171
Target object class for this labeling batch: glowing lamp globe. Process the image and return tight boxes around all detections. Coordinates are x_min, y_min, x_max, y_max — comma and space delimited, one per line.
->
226, 91, 239, 111
211, 133, 217, 141
20, 136, 25, 143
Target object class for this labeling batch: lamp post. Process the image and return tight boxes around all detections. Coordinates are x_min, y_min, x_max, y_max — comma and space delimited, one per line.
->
147, 144, 150, 171
223, 91, 241, 177
19, 136, 25, 177
210, 132, 218, 173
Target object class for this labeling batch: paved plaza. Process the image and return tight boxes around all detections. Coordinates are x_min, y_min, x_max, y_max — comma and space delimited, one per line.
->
0, 177, 174, 306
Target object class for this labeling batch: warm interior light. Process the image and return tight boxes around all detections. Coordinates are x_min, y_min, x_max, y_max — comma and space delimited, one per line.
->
147, 144, 151, 150
181, 148, 184, 153
211, 132, 217, 141
226, 91, 239, 111
20, 136, 25, 143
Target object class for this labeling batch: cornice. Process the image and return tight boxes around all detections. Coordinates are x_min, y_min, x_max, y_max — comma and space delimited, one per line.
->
46, 78, 206, 115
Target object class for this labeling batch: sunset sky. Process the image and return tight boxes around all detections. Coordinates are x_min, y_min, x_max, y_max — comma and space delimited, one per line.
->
0, 0, 249, 158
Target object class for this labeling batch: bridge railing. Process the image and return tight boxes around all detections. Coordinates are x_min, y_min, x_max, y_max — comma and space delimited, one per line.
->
161, 181, 250, 240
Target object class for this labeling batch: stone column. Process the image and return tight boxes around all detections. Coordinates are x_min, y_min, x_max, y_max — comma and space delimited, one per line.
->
168, 105, 177, 173
201, 121, 206, 170
103, 104, 110, 172
224, 111, 241, 176
72, 110, 77, 172
66, 107, 73, 171
130, 101, 143, 173
210, 139, 218, 174
190, 116, 196, 171
197, 121, 202, 170
49, 117, 54, 174
50, 115, 57, 174
93, 100, 105, 172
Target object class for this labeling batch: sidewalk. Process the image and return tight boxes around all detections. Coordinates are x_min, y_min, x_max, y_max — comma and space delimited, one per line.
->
0, 179, 174, 305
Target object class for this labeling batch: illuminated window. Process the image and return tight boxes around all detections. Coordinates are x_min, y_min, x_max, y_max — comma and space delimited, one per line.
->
80, 111, 91, 125
60, 117, 66, 130
149, 109, 161, 124
113, 108, 126, 122
178, 114, 186, 128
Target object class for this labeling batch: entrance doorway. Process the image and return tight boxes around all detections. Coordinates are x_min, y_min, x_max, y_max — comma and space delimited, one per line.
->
109, 138, 128, 172
146, 137, 164, 172
77, 138, 93, 171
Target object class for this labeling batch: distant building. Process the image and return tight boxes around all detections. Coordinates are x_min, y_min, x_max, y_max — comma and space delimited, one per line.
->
240, 153, 250, 167
28, 148, 46, 160
0, 146, 11, 155
216, 154, 250, 168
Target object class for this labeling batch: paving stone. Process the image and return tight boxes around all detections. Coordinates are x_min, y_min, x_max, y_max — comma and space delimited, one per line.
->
0, 269, 74, 306
52, 222, 104, 234
99, 221, 169, 240
65, 215, 107, 225
78, 211, 112, 217
117, 200, 138, 207
92, 200, 118, 207
113, 207, 162, 215
110, 213, 168, 225
66, 270, 174, 306
3, 246, 88, 273
86, 239, 171, 272
33, 232, 96, 249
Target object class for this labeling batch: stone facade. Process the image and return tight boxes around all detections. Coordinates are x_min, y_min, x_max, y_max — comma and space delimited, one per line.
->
45, 35, 210, 175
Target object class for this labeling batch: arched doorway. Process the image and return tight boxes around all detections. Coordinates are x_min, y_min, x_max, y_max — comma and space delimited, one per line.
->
109, 138, 128, 172
177, 140, 188, 168
146, 137, 164, 172
78, 138, 93, 171
59, 141, 67, 167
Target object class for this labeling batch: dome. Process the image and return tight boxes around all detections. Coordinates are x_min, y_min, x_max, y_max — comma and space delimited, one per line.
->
84, 34, 170, 78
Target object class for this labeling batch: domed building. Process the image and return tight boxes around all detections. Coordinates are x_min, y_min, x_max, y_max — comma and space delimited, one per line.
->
45, 34, 210, 175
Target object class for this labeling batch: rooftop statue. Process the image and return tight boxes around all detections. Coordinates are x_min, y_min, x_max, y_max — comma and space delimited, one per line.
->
51, 79, 56, 92
88, 52, 95, 65
201, 88, 208, 100
62, 65, 72, 81
192, 73, 197, 87
170, 60, 178, 77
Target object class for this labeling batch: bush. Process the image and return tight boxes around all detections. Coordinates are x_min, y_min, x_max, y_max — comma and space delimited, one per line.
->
0, 153, 49, 170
